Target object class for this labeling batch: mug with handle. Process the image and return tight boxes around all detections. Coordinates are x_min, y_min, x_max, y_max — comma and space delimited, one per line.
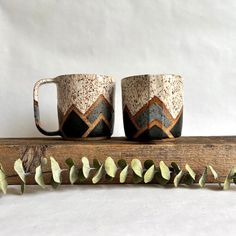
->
122, 74, 183, 140
33, 74, 115, 139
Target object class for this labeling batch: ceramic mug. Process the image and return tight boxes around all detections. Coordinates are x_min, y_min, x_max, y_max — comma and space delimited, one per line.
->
33, 74, 115, 139
122, 74, 183, 140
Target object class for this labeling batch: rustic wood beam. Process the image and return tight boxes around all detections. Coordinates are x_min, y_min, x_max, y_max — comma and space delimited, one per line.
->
0, 137, 235, 184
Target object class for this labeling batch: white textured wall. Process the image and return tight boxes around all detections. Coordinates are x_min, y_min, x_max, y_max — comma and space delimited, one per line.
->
0, 0, 236, 137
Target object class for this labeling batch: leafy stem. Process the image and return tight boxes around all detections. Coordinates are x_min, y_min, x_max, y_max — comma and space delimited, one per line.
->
0, 157, 235, 194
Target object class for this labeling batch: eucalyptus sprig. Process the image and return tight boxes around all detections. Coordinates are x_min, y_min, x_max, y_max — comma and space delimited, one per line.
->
0, 157, 235, 194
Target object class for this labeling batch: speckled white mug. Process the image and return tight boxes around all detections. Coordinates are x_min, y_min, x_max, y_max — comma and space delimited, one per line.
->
122, 74, 183, 140
33, 74, 115, 139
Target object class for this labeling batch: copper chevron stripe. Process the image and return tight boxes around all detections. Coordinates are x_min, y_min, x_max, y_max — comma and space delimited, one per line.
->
133, 119, 174, 139
84, 94, 114, 116
166, 107, 183, 132
82, 113, 111, 138
133, 96, 175, 123
59, 94, 113, 127
58, 95, 113, 138
123, 100, 183, 139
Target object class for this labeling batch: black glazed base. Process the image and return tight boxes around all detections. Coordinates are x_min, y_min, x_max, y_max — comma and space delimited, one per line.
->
123, 108, 183, 140
58, 95, 114, 140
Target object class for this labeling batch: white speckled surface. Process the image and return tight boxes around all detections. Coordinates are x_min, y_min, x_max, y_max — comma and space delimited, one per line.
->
56, 74, 115, 115
122, 75, 183, 119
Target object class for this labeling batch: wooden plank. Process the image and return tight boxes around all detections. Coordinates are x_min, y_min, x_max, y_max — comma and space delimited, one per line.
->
0, 136, 235, 184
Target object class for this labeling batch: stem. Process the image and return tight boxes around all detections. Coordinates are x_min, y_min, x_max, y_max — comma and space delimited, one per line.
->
6, 170, 65, 179
5, 167, 235, 182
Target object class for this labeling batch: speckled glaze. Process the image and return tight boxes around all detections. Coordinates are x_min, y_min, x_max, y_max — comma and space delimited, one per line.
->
56, 74, 114, 115
33, 74, 115, 139
122, 74, 183, 140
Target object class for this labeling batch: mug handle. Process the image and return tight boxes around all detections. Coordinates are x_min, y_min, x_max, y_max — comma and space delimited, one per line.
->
33, 78, 60, 136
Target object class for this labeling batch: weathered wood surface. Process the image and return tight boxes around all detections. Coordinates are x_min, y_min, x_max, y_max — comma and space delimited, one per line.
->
0, 136, 236, 184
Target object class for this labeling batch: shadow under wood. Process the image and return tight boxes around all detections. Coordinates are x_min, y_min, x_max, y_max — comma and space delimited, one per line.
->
4, 183, 236, 196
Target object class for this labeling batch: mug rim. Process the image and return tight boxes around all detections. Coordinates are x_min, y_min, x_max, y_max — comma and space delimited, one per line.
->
122, 74, 182, 81
55, 73, 115, 82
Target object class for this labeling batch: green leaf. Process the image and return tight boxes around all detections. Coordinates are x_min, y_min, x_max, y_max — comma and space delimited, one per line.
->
51, 176, 60, 189
82, 157, 90, 179
105, 174, 113, 182
105, 157, 117, 178
171, 162, 180, 174
42, 158, 48, 165
233, 174, 236, 184
65, 158, 78, 184
118, 159, 127, 169
78, 168, 86, 182
174, 170, 184, 187
92, 165, 104, 184
14, 159, 26, 183
144, 160, 154, 170
229, 167, 236, 177
185, 164, 196, 180
182, 173, 194, 185
93, 159, 101, 170
35, 165, 45, 188
65, 158, 74, 169
70, 165, 79, 185
224, 176, 230, 190
133, 173, 143, 184
160, 161, 170, 180
199, 167, 208, 188
120, 165, 129, 183
144, 165, 155, 183
131, 159, 143, 178
155, 169, 169, 185
223, 167, 236, 190
208, 165, 218, 179
50, 157, 62, 184
0, 165, 8, 194
21, 183, 25, 194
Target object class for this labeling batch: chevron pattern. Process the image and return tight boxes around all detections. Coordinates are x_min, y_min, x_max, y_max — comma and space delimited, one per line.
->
123, 96, 183, 140
58, 95, 114, 139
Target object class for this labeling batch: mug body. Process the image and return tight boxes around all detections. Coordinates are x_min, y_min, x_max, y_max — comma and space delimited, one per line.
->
122, 74, 183, 140
30, 74, 115, 140
55, 74, 115, 139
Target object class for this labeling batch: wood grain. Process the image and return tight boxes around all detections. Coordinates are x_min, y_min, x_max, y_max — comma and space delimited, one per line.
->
0, 136, 236, 184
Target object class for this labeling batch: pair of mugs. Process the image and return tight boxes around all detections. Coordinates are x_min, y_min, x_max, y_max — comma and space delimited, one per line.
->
33, 74, 183, 140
